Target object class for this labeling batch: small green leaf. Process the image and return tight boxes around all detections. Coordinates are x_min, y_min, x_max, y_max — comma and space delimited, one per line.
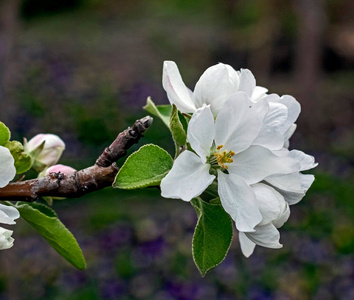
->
170, 105, 187, 146
191, 198, 233, 276
143, 97, 172, 128
5, 141, 32, 174
16, 202, 86, 270
0, 122, 11, 146
113, 144, 173, 189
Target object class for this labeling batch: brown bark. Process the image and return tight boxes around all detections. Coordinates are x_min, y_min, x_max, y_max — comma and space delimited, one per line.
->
0, 116, 153, 201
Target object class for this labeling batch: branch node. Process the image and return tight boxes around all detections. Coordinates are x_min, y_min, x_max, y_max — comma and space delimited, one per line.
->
0, 116, 153, 202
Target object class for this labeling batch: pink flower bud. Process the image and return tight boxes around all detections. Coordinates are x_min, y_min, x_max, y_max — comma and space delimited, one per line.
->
45, 164, 76, 176
26, 134, 65, 167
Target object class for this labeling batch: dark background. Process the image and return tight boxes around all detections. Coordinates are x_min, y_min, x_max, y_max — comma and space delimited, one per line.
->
0, 0, 353, 299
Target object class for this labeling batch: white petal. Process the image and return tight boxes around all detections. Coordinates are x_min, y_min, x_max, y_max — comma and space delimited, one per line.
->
228, 146, 300, 185
162, 61, 196, 113
160, 151, 215, 201
288, 150, 318, 171
263, 102, 288, 130
300, 173, 315, 190
251, 86, 268, 101
265, 173, 315, 205
193, 63, 239, 116
283, 124, 297, 148
0, 204, 20, 225
251, 183, 286, 226
252, 127, 284, 150
0, 146, 16, 188
0, 227, 14, 250
271, 147, 290, 157
238, 69, 256, 98
239, 232, 256, 257
215, 93, 269, 154
266, 172, 302, 191
273, 202, 290, 228
217, 171, 262, 232
245, 223, 282, 249
252, 101, 289, 150
187, 105, 215, 163
280, 95, 301, 125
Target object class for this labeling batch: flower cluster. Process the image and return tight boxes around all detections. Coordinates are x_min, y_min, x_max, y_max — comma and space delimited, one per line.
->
0, 132, 75, 250
160, 61, 317, 257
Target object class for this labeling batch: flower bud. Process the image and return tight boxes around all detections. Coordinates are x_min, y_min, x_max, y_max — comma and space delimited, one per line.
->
26, 134, 65, 168
0, 227, 14, 250
45, 164, 76, 176
39, 164, 77, 205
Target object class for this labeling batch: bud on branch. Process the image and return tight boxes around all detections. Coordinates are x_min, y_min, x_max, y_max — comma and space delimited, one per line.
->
0, 116, 153, 202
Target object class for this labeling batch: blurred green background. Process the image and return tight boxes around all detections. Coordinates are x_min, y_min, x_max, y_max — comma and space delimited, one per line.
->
0, 0, 353, 299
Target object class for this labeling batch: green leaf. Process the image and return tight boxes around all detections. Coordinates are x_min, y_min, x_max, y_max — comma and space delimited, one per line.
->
0, 122, 11, 146
143, 97, 172, 128
16, 202, 86, 270
170, 104, 187, 146
191, 198, 233, 276
113, 144, 173, 189
5, 141, 32, 174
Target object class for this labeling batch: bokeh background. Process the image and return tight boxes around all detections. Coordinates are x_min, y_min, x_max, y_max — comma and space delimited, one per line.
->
0, 0, 353, 299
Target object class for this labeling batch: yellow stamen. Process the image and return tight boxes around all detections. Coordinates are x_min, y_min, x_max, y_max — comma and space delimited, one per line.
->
214, 149, 234, 167
209, 145, 235, 171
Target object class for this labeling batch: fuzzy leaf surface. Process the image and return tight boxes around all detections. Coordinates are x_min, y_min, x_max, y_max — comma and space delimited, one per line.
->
191, 198, 233, 276
5, 141, 32, 174
170, 104, 187, 146
16, 202, 86, 270
113, 144, 173, 189
143, 97, 172, 128
0, 122, 10, 146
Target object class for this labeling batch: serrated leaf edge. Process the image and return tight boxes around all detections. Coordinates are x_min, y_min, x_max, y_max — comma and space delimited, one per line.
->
191, 200, 233, 277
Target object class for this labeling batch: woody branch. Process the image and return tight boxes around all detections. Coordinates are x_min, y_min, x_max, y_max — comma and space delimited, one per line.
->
0, 116, 153, 202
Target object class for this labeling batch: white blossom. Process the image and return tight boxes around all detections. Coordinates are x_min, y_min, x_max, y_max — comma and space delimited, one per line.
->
26, 134, 65, 167
0, 146, 16, 188
161, 62, 317, 257
0, 203, 20, 250
161, 94, 301, 232
162, 61, 267, 116
0, 228, 15, 250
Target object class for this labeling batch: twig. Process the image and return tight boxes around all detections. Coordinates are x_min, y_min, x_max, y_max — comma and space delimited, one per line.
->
0, 116, 153, 202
